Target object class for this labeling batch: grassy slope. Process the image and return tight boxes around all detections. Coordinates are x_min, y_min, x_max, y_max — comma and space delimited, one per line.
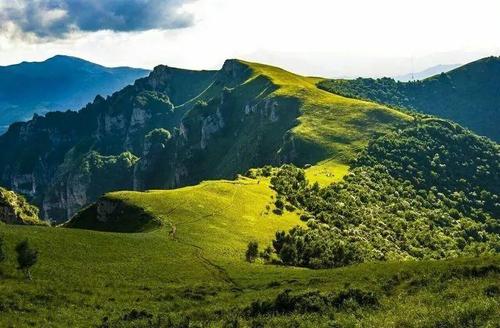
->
240, 60, 411, 163
0, 178, 303, 326
1, 177, 499, 326
304, 160, 349, 186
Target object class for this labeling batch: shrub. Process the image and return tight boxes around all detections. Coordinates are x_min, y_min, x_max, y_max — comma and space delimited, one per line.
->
245, 288, 379, 317
246, 241, 259, 262
15, 240, 38, 280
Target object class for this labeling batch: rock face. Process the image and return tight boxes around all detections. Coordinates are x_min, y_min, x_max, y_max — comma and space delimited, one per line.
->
0, 60, 303, 222
0, 187, 41, 225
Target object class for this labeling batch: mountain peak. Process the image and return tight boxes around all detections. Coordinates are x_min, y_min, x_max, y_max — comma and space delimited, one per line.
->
47, 54, 86, 62
41, 55, 97, 66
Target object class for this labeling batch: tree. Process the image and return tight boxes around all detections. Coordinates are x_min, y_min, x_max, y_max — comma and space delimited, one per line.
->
246, 241, 259, 262
15, 240, 38, 280
279, 243, 298, 265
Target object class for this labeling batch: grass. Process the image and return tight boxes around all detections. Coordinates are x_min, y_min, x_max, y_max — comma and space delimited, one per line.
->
239, 60, 412, 164
304, 159, 349, 186
0, 177, 304, 326
0, 175, 499, 326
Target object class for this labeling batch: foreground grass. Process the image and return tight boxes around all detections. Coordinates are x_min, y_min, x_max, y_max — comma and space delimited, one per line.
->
0, 177, 498, 327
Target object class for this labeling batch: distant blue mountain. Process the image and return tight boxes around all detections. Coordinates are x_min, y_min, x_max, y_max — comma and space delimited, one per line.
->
394, 64, 461, 82
0, 55, 150, 133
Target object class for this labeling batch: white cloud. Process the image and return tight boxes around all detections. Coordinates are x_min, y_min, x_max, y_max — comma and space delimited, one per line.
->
1, 0, 499, 77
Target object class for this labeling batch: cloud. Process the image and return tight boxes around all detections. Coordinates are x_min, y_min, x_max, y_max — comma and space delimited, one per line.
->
0, 0, 195, 39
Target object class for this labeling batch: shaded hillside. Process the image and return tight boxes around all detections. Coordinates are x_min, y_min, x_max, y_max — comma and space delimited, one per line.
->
0, 55, 149, 133
0, 59, 408, 222
318, 56, 500, 141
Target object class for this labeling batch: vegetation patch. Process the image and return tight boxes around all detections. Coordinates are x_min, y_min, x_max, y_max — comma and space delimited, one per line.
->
0, 187, 42, 225
263, 119, 499, 268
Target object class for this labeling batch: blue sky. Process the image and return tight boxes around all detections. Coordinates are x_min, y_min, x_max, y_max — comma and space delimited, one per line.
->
1, 0, 499, 77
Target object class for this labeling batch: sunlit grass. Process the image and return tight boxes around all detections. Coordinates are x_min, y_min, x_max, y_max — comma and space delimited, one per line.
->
239, 60, 411, 165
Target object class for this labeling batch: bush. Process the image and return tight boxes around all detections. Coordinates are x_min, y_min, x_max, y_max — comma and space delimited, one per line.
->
246, 241, 259, 262
245, 288, 379, 317
15, 240, 38, 280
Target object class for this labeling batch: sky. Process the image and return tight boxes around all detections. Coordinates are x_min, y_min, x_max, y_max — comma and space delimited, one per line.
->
1, 0, 499, 78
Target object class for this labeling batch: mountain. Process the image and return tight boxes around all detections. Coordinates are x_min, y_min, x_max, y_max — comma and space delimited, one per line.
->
394, 63, 461, 82
0, 59, 409, 222
318, 56, 500, 141
1, 116, 495, 326
0, 58, 498, 327
0, 55, 149, 133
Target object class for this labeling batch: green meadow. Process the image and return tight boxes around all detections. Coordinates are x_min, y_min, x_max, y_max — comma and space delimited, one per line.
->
1, 176, 498, 327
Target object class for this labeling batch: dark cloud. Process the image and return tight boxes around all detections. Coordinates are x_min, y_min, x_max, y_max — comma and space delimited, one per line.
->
0, 0, 196, 38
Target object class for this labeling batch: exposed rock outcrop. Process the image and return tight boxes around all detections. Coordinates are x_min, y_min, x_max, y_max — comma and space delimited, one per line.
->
0, 187, 42, 225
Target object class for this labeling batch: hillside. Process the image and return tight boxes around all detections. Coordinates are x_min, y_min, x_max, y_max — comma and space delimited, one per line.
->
0, 55, 149, 133
0, 112, 498, 327
318, 56, 500, 141
0, 174, 498, 326
0, 59, 409, 222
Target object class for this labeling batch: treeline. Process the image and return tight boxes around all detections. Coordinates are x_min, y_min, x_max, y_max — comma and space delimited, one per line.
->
258, 119, 499, 268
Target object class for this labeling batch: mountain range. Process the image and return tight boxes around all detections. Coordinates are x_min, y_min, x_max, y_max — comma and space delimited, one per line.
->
0, 55, 149, 133
1, 57, 500, 222
0, 55, 498, 327
394, 63, 461, 81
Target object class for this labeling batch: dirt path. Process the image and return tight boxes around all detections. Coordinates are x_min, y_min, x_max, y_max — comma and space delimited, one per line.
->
157, 182, 243, 288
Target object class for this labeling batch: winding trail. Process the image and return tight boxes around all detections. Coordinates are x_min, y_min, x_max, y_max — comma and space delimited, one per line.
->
156, 181, 249, 288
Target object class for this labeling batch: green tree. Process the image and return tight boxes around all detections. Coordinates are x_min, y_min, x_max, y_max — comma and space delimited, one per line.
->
246, 241, 259, 262
15, 240, 38, 280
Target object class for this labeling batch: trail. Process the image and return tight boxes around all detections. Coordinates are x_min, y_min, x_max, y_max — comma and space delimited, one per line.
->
174, 237, 241, 289
157, 181, 246, 288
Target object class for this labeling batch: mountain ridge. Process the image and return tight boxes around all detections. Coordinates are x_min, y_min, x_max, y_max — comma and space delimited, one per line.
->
0, 55, 150, 133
